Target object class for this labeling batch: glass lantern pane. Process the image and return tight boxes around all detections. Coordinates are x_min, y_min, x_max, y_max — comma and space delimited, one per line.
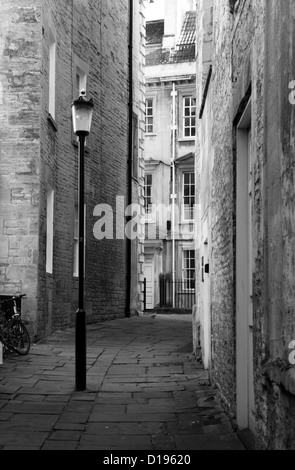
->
72, 104, 93, 134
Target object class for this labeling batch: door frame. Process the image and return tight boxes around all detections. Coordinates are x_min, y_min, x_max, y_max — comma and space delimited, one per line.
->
236, 98, 255, 431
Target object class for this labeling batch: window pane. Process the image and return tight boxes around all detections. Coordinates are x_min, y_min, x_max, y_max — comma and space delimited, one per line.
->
182, 250, 196, 290
183, 173, 195, 220
46, 185, 54, 274
145, 174, 153, 214
145, 98, 154, 134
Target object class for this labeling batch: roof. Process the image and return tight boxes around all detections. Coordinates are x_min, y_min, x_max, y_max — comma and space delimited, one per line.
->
146, 11, 196, 66
177, 11, 196, 47
175, 152, 195, 164
146, 20, 165, 45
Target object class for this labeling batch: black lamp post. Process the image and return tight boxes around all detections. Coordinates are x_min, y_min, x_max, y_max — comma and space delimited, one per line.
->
71, 90, 94, 391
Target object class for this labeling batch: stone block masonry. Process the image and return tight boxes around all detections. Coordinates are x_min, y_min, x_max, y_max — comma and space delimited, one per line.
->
0, 0, 41, 333
196, 0, 295, 450
0, 0, 145, 339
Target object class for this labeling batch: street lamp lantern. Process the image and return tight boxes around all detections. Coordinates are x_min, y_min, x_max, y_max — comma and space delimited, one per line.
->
72, 90, 94, 136
72, 89, 94, 391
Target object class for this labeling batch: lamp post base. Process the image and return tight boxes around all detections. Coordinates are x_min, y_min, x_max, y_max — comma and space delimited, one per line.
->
75, 308, 86, 391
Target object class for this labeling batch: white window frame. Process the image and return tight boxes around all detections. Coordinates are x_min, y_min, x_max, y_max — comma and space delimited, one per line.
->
182, 249, 195, 291
48, 27, 56, 119
46, 185, 54, 274
73, 55, 89, 98
183, 172, 195, 221
145, 97, 155, 134
144, 174, 153, 220
75, 67, 87, 100
182, 96, 196, 139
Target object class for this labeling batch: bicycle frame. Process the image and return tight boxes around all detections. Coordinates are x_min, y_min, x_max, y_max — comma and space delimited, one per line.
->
0, 294, 30, 356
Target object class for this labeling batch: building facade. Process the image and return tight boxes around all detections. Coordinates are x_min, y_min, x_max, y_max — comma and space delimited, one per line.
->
0, 0, 145, 340
196, 0, 295, 450
144, 0, 197, 312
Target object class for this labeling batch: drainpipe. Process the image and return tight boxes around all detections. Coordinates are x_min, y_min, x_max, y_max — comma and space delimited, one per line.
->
171, 82, 177, 308
125, 0, 133, 318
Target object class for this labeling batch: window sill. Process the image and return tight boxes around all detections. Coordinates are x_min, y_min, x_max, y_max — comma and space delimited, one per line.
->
47, 113, 58, 132
178, 137, 195, 143
145, 133, 157, 137
177, 289, 195, 294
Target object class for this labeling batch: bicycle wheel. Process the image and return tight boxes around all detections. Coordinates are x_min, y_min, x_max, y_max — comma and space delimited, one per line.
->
8, 319, 30, 355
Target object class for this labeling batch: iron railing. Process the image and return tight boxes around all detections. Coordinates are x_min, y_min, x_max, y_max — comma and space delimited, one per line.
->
159, 278, 195, 310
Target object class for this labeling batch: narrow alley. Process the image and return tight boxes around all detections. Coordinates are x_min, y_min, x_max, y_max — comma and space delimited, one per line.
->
0, 314, 244, 451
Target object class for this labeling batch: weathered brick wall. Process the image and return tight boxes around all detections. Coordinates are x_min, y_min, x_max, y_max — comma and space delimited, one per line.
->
1, 0, 145, 339
0, 1, 42, 331
196, 0, 266, 416
255, 0, 295, 450
205, 0, 236, 416
38, 0, 145, 336
197, 0, 295, 449
195, 0, 213, 367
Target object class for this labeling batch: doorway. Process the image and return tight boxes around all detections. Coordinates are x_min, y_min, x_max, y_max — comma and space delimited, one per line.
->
236, 99, 255, 433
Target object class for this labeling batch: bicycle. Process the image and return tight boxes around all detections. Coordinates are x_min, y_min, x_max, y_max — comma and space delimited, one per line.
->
0, 294, 30, 356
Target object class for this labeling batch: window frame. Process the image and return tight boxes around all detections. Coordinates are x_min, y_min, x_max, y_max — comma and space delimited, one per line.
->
182, 95, 196, 139
144, 174, 153, 220
75, 67, 88, 100
48, 27, 56, 120
145, 97, 155, 135
46, 184, 54, 274
182, 172, 195, 221
182, 249, 196, 291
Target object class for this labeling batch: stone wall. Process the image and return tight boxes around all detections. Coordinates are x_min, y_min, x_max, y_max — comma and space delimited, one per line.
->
0, 0, 145, 339
256, 0, 295, 450
196, 0, 295, 449
0, 0, 42, 329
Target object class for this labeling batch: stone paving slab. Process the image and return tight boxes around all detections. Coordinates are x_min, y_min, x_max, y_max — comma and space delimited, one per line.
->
0, 314, 246, 451
85, 422, 165, 435
174, 433, 245, 450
